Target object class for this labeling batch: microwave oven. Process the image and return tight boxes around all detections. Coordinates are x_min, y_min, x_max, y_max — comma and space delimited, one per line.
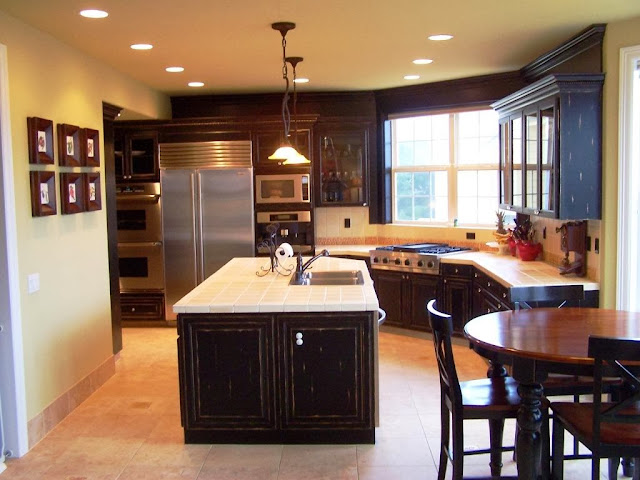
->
255, 173, 310, 204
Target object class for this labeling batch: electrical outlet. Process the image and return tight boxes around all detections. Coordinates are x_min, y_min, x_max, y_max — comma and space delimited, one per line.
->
344, 218, 351, 228
595, 238, 600, 254
586, 236, 592, 251
466, 232, 475, 240
28, 273, 40, 294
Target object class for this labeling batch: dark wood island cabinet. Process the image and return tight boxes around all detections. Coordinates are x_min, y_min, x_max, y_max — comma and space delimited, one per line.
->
175, 257, 378, 444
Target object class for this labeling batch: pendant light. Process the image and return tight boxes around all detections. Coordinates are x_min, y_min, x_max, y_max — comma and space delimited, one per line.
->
268, 22, 310, 164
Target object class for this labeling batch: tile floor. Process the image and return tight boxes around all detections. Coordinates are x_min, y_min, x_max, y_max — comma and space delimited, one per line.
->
1, 327, 610, 479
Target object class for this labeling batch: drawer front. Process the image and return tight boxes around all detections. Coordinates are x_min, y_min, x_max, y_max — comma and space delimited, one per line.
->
473, 270, 510, 305
121, 294, 165, 321
440, 263, 473, 278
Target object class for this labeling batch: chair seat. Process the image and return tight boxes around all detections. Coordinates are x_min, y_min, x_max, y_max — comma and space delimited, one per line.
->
461, 376, 521, 413
552, 402, 640, 445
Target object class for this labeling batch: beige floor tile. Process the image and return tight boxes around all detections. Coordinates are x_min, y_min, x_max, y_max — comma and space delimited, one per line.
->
357, 464, 439, 480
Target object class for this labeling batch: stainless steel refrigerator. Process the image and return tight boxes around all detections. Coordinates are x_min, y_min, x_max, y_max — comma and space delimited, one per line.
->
160, 141, 255, 320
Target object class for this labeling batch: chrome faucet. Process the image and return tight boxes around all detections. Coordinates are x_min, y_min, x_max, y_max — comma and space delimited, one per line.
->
296, 249, 329, 275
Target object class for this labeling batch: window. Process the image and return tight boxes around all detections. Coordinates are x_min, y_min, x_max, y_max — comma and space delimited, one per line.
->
391, 109, 499, 226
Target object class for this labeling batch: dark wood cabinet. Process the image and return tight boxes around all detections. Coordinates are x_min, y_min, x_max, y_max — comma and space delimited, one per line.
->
439, 264, 473, 334
371, 270, 438, 331
114, 130, 159, 183
279, 315, 373, 435
471, 269, 512, 317
253, 129, 312, 168
493, 74, 604, 219
314, 120, 371, 207
178, 312, 374, 444
120, 292, 165, 322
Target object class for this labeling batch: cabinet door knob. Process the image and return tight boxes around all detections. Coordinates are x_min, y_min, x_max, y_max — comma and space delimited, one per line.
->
502, 292, 507, 299
296, 339, 303, 346
131, 307, 136, 312
443, 279, 447, 284
454, 268, 459, 274
295, 332, 303, 339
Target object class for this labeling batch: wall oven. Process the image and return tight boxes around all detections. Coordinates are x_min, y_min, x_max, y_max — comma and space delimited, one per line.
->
255, 173, 310, 204
116, 183, 162, 243
118, 242, 165, 291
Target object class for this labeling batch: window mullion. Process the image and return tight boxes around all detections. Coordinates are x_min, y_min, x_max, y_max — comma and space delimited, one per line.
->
449, 113, 457, 223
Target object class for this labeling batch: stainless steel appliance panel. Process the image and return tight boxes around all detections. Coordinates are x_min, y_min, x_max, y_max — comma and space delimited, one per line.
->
199, 169, 255, 279
116, 183, 162, 243
161, 169, 198, 315
118, 242, 165, 291
159, 140, 254, 321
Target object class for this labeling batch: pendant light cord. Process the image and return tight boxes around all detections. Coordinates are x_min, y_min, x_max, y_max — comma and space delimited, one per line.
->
280, 35, 291, 141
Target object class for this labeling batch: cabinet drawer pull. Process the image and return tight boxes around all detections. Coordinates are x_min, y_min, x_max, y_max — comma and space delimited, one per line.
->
502, 292, 507, 299
477, 288, 482, 293
487, 281, 492, 288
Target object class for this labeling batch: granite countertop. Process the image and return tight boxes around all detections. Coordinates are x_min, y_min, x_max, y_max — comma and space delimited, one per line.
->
173, 257, 379, 315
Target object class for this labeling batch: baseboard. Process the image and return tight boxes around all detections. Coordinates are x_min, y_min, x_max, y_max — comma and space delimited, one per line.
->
26, 355, 116, 449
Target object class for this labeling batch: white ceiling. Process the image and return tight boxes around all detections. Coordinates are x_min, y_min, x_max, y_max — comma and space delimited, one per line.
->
1, 0, 640, 97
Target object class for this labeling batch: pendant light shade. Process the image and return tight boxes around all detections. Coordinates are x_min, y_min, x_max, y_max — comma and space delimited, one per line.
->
269, 22, 309, 165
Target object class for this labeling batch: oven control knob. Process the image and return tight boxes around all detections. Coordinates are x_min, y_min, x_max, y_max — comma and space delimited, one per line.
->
427, 261, 435, 269
395, 258, 402, 265
382, 258, 389, 264
404, 259, 411, 266
372, 256, 379, 263
417, 260, 425, 267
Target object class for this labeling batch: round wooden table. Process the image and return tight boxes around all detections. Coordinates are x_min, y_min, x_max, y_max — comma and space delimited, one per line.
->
464, 308, 640, 480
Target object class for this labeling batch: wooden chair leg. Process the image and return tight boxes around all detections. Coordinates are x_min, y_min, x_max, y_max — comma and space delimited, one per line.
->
591, 454, 601, 480
540, 408, 551, 479
551, 417, 565, 480
438, 402, 450, 480
488, 418, 505, 478
608, 457, 620, 480
633, 458, 640, 480
452, 414, 464, 480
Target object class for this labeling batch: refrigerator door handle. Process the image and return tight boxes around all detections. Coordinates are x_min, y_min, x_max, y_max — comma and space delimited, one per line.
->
191, 172, 202, 285
195, 172, 206, 283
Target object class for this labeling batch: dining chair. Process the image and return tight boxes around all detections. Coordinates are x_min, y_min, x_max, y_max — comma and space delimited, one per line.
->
427, 299, 520, 480
550, 335, 640, 480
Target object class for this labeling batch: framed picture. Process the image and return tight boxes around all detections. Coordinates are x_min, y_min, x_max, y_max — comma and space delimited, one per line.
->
27, 117, 54, 165
84, 172, 101, 211
59, 172, 85, 214
82, 128, 100, 167
29, 171, 57, 216
57, 124, 82, 166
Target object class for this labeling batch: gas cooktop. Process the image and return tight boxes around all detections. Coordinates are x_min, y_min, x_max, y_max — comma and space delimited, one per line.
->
370, 243, 471, 274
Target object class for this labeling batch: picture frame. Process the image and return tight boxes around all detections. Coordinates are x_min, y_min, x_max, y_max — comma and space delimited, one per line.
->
59, 172, 85, 214
84, 172, 101, 211
29, 171, 57, 216
82, 128, 100, 167
27, 117, 54, 165
57, 123, 82, 166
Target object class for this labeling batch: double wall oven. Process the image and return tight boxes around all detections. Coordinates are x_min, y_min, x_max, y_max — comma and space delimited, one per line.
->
116, 183, 165, 320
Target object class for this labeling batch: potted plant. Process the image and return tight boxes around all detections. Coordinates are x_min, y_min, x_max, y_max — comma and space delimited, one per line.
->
492, 211, 512, 255
511, 217, 542, 261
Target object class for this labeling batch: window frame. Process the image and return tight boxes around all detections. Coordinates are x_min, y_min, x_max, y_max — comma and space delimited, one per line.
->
389, 107, 499, 227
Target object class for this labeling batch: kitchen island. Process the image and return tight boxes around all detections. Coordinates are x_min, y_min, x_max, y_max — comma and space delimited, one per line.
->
174, 256, 379, 444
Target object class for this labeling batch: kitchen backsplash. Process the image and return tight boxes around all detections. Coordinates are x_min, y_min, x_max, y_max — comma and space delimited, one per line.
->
315, 206, 601, 282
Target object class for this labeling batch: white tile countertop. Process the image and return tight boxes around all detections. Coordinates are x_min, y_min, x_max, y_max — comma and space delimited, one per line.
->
442, 251, 599, 291
317, 244, 599, 291
173, 256, 379, 314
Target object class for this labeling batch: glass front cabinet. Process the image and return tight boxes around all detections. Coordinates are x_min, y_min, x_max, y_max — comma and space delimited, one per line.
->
493, 74, 604, 219
314, 121, 371, 207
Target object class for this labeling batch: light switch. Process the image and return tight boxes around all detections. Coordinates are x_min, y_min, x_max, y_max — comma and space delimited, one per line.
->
28, 273, 40, 294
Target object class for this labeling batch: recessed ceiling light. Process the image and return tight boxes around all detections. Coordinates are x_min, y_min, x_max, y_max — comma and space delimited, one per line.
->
413, 58, 433, 65
294, 77, 309, 84
79, 9, 108, 18
130, 43, 153, 50
188, 82, 204, 88
428, 34, 453, 41
165, 66, 185, 73
404, 75, 420, 80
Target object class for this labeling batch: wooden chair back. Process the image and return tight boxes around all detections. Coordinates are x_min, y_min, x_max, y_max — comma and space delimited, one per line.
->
587, 335, 640, 444
427, 299, 462, 411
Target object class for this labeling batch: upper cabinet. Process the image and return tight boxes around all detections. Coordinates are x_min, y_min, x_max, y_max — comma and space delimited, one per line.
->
493, 74, 604, 219
314, 119, 372, 207
253, 129, 312, 169
114, 129, 159, 183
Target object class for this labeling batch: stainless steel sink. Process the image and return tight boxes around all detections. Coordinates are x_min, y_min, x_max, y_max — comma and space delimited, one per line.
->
289, 270, 365, 286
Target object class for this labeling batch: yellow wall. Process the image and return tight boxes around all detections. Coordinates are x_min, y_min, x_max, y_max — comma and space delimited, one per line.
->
0, 11, 170, 420
600, 15, 640, 308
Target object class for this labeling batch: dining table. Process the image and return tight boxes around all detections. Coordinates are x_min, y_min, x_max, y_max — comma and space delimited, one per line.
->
464, 307, 640, 480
